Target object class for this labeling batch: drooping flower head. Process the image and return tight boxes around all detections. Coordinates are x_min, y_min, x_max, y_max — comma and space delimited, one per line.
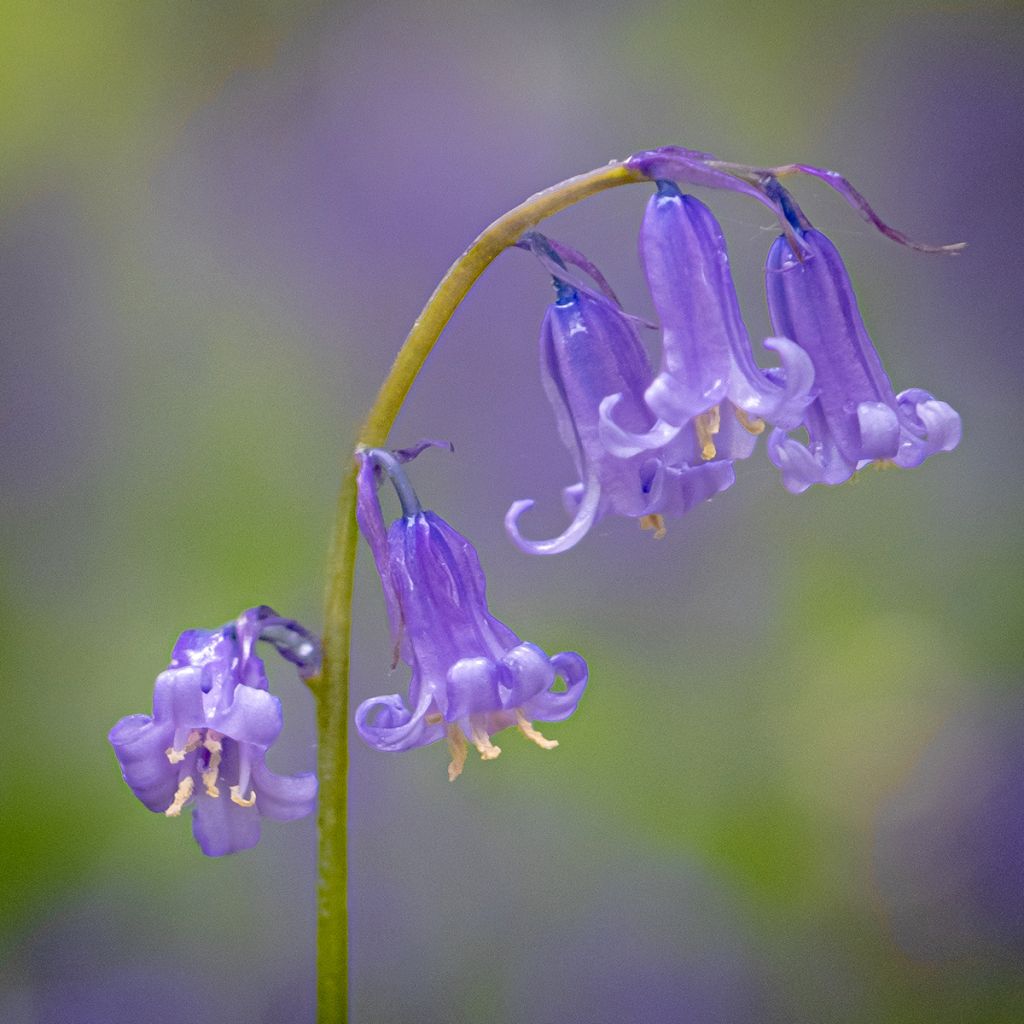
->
762, 181, 962, 492
354, 447, 587, 780
109, 606, 320, 856
505, 236, 736, 555
599, 180, 815, 461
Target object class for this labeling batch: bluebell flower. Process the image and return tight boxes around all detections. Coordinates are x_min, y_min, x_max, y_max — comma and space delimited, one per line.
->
354, 449, 587, 780
763, 188, 961, 492
505, 260, 735, 555
599, 181, 814, 462
109, 606, 319, 856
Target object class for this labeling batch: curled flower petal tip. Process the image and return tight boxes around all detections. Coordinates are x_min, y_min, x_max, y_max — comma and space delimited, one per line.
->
356, 449, 588, 778
109, 606, 319, 856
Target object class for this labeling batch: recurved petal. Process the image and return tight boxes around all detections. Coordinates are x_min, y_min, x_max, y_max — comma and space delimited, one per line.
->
657, 459, 736, 516
191, 789, 262, 857
108, 714, 178, 813
209, 684, 283, 749
728, 337, 816, 429
502, 642, 556, 707
522, 651, 588, 723
150, 666, 207, 730
767, 427, 854, 494
856, 401, 901, 460
598, 393, 683, 457
251, 753, 318, 821
446, 656, 502, 719
505, 474, 603, 556
893, 390, 963, 468
355, 688, 444, 752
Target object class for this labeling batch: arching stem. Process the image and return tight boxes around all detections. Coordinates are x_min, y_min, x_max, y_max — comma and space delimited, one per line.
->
311, 159, 646, 1023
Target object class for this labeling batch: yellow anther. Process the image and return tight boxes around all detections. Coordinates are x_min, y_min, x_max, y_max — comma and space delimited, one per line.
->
229, 785, 257, 808
164, 776, 195, 817
446, 726, 468, 783
516, 710, 559, 750
166, 729, 202, 764
694, 406, 721, 460
639, 513, 667, 540
733, 406, 765, 436
425, 712, 444, 725
469, 723, 502, 762
201, 732, 223, 798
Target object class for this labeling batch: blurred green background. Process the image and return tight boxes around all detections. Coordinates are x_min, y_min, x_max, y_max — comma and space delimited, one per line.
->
2, 1, 1023, 1021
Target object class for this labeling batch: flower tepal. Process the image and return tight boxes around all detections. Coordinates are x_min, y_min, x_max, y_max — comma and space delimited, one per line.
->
109, 606, 320, 856
764, 197, 961, 493
354, 448, 587, 780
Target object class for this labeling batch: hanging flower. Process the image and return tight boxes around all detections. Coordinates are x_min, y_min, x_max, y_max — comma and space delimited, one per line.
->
505, 248, 735, 555
354, 448, 587, 780
108, 606, 319, 856
599, 180, 814, 461
763, 192, 961, 492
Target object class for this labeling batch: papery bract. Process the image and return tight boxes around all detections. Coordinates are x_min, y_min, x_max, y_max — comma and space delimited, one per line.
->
355, 451, 588, 779
764, 227, 961, 493
109, 606, 319, 856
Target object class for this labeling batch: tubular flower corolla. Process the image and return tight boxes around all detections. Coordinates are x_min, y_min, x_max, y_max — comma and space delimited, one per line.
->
355, 449, 588, 780
764, 216, 961, 493
505, 273, 735, 555
599, 181, 814, 461
108, 606, 320, 856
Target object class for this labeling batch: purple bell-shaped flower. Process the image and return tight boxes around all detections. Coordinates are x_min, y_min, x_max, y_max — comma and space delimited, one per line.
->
764, 198, 961, 493
506, 262, 735, 555
354, 449, 588, 780
109, 607, 319, 856
599, 181, 814, 463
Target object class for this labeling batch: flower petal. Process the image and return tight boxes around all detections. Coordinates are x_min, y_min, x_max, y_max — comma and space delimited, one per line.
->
191, 789, 262, 857
856, 400, 901, 460
598, 393, 683, 457
251, 752, 318, 822
523, 651, 589, 722
505, 473, 603, 556
108, 714, 178, 813
355, 688, 443, 752
208, 684, 283, 750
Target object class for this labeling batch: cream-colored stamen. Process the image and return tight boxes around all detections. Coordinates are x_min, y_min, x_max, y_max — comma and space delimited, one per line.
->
734, 406, 765, 436
695, 406, 721, 461
516, 710, 559, 750
425, 712, 443, 725
230, 785, 257, 807
201, 731, 223, 798
638, 514, 667, 540
469, 723, 502, 761
166, 729, 202, 764
164, 775, 195, 817
446, 726, 468, 782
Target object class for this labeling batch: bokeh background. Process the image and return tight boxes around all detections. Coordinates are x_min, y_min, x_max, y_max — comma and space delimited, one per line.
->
2, 1, 1023, 1021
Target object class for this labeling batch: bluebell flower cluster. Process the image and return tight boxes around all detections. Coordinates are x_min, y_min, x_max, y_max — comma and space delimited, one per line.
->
508, 150, 961, 551
111, 146, 963, 822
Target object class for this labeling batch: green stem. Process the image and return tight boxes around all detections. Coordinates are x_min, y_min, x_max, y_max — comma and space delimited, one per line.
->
313, 159, 646, 1023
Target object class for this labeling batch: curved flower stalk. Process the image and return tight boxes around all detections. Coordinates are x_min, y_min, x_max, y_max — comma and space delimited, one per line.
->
109, 607, 320, 856
505, 271, 735, 555
599, 180, 814, 463
354, 449, 587, 780
764, 195, 962, 493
